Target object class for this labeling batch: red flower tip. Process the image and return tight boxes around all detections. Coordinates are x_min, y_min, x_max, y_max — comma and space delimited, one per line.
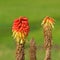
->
12, 16, 30, 37
19, 16, 28, 21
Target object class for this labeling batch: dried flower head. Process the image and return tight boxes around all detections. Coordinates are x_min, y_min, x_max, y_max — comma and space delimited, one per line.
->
12, 16, 30, 44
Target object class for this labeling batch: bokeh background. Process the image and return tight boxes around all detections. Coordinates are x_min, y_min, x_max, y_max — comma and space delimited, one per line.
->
0, 0, 60, 60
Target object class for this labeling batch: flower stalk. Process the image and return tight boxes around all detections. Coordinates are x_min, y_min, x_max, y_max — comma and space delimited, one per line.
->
12, 16, 30, 60
16, 42, 24, 60
30, 38, 36, 60
41, 16, 55, 60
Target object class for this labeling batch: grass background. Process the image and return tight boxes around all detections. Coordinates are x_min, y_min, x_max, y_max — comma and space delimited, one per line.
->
0, 0, 60, 60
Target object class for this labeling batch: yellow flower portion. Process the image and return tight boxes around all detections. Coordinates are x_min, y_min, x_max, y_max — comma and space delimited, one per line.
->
41, 16, 55, 28
12, 31, 25, 44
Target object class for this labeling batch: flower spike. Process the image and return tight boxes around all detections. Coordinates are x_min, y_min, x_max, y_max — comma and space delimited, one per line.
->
41, 16, 55, 28
12, 16, 30, 44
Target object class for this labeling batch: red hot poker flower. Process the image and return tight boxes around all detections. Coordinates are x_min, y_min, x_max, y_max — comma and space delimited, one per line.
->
12, 16, 30, 44
41, 16, 55, 28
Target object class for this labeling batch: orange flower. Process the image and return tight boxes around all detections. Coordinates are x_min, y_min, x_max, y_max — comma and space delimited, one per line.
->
41, 16, 55, 28
12, 16, 30, 44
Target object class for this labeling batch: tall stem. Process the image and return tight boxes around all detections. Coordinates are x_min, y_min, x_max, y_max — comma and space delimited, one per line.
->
16, 42, 25, 60
30, 38, 36, 60
44, 48, 51, 60
44, 26, 52, 60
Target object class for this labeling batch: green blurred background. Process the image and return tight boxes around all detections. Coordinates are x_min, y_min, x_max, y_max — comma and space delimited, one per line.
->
0, 0, 60, 60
